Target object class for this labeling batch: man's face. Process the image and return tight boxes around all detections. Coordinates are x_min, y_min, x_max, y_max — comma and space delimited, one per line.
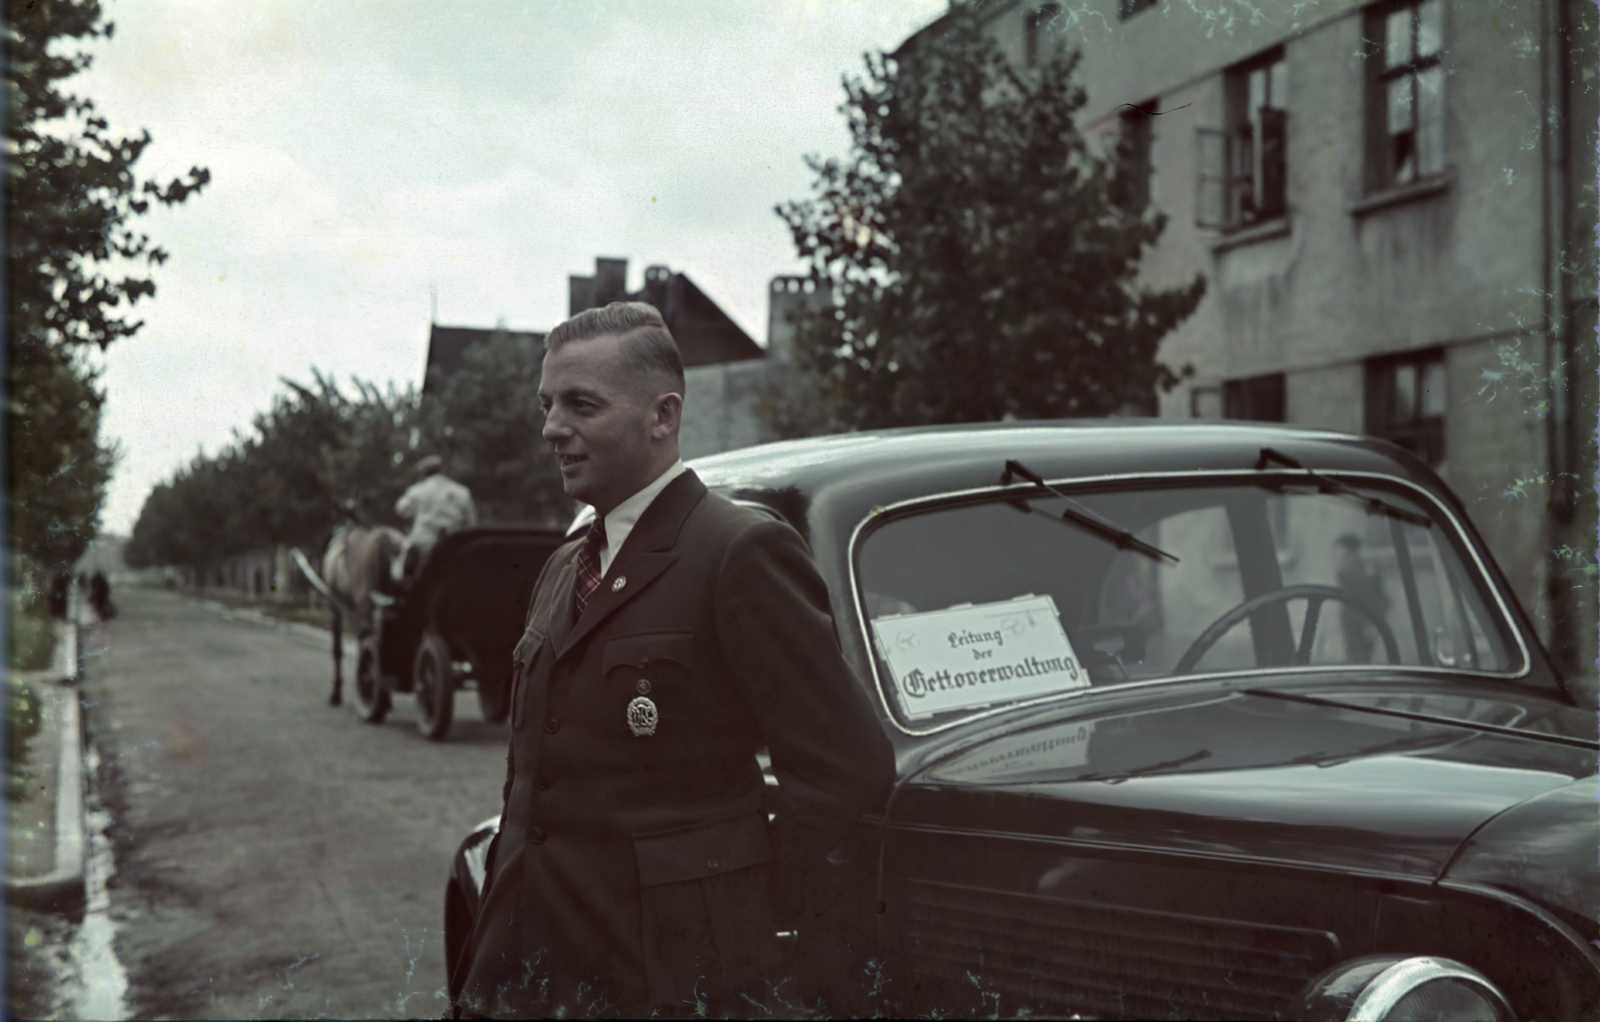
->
538, 333, 666, 515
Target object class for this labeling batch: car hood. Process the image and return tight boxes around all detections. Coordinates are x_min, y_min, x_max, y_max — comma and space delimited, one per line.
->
899, 684, 1598, 881
1441, 773, 1600, 937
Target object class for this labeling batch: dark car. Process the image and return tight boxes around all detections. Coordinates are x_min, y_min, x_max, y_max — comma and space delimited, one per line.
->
445, 421, 1599, 1021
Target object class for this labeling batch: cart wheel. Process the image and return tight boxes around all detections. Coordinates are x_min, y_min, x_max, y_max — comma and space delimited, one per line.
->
354, 634, 391, 724
413, 632, 455, 741
478, 667, 510, 725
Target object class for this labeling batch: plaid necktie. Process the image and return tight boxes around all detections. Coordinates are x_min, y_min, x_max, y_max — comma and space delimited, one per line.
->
572, 518, 606, 617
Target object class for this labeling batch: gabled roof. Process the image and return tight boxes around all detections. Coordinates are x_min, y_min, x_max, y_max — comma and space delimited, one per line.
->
569, 259, 763, 368
651, 271, 765, 367
422, 325, 545, 395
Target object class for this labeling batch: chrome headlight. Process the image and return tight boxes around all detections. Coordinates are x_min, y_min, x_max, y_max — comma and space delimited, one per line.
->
1300, 955, 1515, 1022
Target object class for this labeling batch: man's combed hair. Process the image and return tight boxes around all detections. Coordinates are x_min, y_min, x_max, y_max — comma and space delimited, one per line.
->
545, 301, 686, 398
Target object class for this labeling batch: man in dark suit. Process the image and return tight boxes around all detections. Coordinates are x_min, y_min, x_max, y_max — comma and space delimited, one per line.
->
453, 302, 895, 1018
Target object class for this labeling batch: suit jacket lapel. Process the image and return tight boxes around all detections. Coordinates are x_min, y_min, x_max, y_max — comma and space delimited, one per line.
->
555, 470, 708, 661
543, 553, 580, 657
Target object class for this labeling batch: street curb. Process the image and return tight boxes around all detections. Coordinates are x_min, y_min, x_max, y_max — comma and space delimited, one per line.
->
56, 618, 79, 683
5, 678, 87, 920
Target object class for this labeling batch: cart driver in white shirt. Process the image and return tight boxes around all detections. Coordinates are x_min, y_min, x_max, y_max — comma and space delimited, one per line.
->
393, 455, 478, 584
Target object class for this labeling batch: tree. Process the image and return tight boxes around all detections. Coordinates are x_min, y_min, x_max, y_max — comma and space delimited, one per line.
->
419, 331, 570, 527
123, 343, 571, 575
124, 372, 423, 572
6, 0, 209, 570
254, 372, 418, 540
775, 8, 1204, 431
6, 339, 114, 567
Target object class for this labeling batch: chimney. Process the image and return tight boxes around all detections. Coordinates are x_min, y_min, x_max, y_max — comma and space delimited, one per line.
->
766, 275, 830, 365
568, 273, 596, 316
593, 257, 628, 306
642, 264, 672, 313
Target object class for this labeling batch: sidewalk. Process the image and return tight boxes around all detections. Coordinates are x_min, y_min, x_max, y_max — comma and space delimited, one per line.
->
5, 613, 86, 920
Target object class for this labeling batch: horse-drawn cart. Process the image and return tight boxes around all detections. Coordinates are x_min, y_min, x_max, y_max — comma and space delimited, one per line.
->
297, 526, 565, 740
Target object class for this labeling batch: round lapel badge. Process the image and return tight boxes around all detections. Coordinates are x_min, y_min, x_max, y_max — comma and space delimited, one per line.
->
612, 576, 627, 592
626, 695, 658, 737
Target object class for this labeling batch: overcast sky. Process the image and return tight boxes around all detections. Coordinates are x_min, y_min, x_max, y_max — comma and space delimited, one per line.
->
78, 0, 947, 534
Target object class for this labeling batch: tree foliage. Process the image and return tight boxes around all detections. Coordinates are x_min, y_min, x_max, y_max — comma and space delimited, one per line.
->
5, 0, 210, 569
125, 344, 570, 573
420, 330, 568, 526
125, 374, 420, 570
775, 8, 1204, 430
6, 340, 115, 567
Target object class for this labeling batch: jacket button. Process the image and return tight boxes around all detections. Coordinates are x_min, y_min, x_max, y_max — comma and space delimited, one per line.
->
534, 773, 551, 791
636, 678, 651, 695
544, 715, 560, 734
529, 826, 546, 844
706, 857, 721, 870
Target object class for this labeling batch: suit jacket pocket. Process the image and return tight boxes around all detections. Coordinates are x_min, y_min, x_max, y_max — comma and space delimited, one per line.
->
633, 813, 769, 887
602, 631, 694, 676
634, 815, 778, 1004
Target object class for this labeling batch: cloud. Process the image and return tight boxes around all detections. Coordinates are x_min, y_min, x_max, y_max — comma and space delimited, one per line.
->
76, 0, 945, 533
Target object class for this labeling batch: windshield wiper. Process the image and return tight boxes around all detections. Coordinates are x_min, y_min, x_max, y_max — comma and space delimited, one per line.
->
1255, 448, 1432, 528
1002, 460, 1180, 565
1287, 732, 1452, 769
1076, 749, 1212, 784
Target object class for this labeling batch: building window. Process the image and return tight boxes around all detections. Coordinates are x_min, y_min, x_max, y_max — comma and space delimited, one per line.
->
1365, 0, 1444, 191
1117, 99, 1158, 211
1119, 0, 1156, 18
1365, 349, 1446, 466
1025, 4, 1061, 66
1197, 48, 1288, 231
1222, 372, 1286, 422
1189, 386, 1222, 418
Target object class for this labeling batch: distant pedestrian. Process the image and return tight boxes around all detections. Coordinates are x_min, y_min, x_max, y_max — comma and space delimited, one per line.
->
47, 572, 71, 620
89, 570, 116, 621
1335, 534, 1385, 662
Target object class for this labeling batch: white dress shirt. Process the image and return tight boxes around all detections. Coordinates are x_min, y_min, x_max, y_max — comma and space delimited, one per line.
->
396, 474, 478, 544
598, 459, 686, 577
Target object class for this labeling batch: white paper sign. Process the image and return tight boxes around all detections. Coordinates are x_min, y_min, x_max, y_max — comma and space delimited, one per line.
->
871, 594, 1088, 718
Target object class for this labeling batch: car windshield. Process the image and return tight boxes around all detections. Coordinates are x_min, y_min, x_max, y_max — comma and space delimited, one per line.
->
855, 478, 1521, 728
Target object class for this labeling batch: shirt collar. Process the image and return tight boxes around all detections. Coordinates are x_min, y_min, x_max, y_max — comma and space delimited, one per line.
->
599, 459, 686, 574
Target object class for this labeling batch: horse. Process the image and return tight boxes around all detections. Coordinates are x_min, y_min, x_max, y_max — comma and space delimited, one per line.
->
321, 523, 403, 706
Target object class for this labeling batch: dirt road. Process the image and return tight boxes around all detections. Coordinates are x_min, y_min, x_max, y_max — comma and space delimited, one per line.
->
80, 586, 509, 1019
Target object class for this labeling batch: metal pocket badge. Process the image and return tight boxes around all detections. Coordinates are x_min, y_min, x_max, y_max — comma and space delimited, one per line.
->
626, 694, 658, 737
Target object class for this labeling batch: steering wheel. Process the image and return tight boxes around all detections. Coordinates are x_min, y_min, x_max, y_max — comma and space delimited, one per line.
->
1173, 583, 1401, 675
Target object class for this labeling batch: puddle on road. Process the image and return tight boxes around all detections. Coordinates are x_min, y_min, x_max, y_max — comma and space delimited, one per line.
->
64, 745, 129, 1021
